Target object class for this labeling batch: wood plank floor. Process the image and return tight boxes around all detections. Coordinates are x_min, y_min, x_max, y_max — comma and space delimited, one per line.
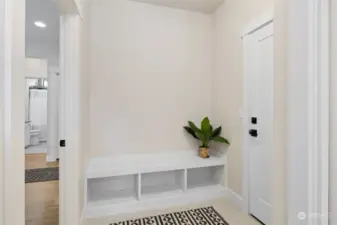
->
25, 154, 59, 225
25, 153, 59, 169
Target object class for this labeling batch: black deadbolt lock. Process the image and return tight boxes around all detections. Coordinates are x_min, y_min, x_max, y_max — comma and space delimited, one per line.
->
251, 117, 257, 124
60, 140, 66, 147
249, 129, 258, 137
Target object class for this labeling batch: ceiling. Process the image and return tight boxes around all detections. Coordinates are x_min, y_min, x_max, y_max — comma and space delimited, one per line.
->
129, 0, 225, 14
24, 0, 224, 65
26, 0, 60, 65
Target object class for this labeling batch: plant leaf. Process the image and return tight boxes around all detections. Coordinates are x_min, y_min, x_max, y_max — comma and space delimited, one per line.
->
183, 126, 199, 140
188, 121, 201, 133
195, 132, 205, 143
204, 128, 212, 140
212, 136, 230, 145
196, 132, 210, 148
212, 126, 222, 137
201, 117, 211, 133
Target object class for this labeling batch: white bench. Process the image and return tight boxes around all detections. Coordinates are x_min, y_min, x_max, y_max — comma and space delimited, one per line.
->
84, 151, 228, 218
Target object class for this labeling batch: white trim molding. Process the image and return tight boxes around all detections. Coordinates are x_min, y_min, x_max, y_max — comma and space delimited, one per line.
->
241, 9, 274, 38
1, 0, 26, 225
57, 0, 82, 16
59, 13, 82, 225
287, 0, 330, 224
0, 0, 82, 224
227, 188, 244, 210
307, 0, 330, 224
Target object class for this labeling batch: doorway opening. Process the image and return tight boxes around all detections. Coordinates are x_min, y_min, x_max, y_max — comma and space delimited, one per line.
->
24, 0, 61, 225
25, 78, 48, 154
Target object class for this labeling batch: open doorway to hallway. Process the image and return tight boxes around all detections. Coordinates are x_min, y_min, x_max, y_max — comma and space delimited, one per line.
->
24, 0, 61, 225
25, 78, 48, 154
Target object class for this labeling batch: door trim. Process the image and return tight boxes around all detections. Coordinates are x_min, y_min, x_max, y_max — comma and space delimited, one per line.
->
0, 1, 82, 225
59, 13, 82, 225
0, 0, 26, 224
307, 0, 330, 224
287, 0, 330, 223
242, 11, 274, 214
241, 10, 273, 38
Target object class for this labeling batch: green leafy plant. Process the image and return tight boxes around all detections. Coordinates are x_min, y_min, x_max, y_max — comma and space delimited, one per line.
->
183, 117, 230, 148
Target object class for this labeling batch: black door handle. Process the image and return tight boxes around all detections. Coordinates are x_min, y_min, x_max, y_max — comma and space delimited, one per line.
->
249, 129, 258, 137
60, 140, 66, 147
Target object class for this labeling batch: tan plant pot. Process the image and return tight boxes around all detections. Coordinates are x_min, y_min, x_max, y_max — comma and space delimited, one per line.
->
199, 147, 209, 158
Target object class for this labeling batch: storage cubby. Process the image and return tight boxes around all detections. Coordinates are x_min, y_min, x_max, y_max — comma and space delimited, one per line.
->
85, 153, 227, 217
187, 165, 224, 190
141, 170, 185, 196
88, 174, 139, 203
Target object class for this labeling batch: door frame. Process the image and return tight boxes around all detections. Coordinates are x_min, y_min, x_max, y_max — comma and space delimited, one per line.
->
306, 0, 330, 224
242, 10, 274, 213
0, 0, 82, 225
59, 13, 82, 225
286, 0, 330, 224
242, 0, 330, 223
0, 0, 26, 224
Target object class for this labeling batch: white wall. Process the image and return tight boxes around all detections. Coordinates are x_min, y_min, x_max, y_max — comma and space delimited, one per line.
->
212, 0, 273, 196
88, 0, 213, 157
212, 2, 288, 224
79, 4, 91, 218
286, 1, 310, 223
81, 1, 289, 223
0, 0, 5, 221
26, 40, 59, 67
273, 0, 287, 224
26, 58, 48, 78
74, 0, 82, 16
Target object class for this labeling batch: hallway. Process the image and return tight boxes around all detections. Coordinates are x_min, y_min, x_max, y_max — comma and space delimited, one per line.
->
25, 154, 59, 225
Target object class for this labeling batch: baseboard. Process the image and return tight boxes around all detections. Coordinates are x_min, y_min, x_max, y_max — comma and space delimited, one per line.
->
80, 206, 87, 225
46, 153, 56, 162
85, 185, 228, 218
226, 188, 244, 210
45, 143, 61, 162
81, 188, 243, 220
81, 187, 245, 221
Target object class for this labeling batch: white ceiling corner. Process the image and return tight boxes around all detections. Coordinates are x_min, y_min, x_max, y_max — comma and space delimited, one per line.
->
129, 0, 225, 14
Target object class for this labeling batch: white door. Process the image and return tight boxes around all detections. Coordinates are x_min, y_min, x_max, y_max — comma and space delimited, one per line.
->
243, 22, 274, 224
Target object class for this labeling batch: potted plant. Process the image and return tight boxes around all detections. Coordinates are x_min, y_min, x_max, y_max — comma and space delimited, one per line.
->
183, 117, 230, 158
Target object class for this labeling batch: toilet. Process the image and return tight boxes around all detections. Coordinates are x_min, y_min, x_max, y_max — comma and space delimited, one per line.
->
30, 129, 41, 146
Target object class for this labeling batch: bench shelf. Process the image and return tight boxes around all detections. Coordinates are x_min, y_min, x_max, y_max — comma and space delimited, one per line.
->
84, 152, 228, 218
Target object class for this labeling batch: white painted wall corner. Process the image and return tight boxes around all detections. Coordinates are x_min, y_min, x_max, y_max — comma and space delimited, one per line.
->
226, 188, 244, 210
80, 207, 86, 225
